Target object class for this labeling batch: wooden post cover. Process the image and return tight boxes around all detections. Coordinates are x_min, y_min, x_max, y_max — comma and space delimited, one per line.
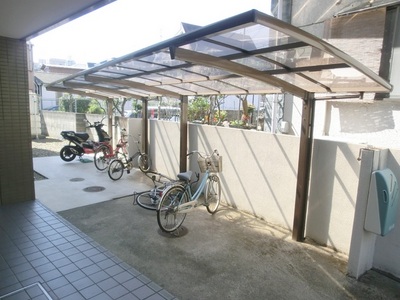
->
180, 96, 188, 172
292, 93, 315, 241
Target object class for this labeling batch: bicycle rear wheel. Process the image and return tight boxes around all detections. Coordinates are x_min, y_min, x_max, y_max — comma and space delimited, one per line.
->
94, 145, 112, 171
138, 154, 151, 172
108, 159, 124, 181
157, 185, 188, 232
205, 175, 221, 214
136, 188, 162, 210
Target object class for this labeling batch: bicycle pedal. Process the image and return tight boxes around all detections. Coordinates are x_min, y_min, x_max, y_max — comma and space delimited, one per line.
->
127, 170, 130, 174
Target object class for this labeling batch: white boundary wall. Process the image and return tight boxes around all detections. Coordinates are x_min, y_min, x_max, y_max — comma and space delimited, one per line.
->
40, 114, 400, 278
146, 119, 400, 279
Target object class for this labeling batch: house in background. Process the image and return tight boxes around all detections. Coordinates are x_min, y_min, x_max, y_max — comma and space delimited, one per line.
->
34, 63, 85, 109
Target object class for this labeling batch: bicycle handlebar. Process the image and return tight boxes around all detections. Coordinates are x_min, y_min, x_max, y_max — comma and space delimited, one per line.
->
187, 149, 219, 158
84, 116, 107, 128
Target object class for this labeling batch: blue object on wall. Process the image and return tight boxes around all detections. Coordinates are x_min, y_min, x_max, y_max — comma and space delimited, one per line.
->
365, 168, 399, 236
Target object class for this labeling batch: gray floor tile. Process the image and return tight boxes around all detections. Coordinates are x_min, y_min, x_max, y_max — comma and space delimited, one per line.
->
0, 201, 175, 300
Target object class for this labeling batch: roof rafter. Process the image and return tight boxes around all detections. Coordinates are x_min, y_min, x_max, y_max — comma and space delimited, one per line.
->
63, 81, 146, 99
84, 75, 181, 98
46, 86, 110, 100
171, 47, 307, 99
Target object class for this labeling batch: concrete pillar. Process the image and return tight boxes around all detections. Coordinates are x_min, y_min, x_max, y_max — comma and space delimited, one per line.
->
348, 148, 388, 279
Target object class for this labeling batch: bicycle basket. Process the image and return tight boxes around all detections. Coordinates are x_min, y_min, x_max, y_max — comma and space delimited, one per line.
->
197, 155, 222, 173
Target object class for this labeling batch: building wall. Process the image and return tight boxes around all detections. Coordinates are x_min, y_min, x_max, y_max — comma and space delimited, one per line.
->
41, 111, 97, 139
0, 36, 35, 204
284, 2, 400, 150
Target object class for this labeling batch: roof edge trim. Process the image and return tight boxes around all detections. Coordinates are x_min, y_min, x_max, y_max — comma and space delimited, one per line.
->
25, 0, 117, 40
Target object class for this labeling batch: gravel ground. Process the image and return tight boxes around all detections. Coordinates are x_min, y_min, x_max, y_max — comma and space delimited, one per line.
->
32, 137, 65, 158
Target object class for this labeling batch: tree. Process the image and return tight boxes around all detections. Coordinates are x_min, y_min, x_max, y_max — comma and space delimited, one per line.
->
188, 96, 210, 122
210, 95, 228, 125
88, 99, 106, 114
59, 94, 91, 113
111, 97, 129, 116
235, 95, 254, 125
130, 99, 143, 118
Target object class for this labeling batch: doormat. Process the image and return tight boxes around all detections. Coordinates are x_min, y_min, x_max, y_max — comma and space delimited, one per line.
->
34, 171, 48, 181
0, 282, 52, 299
79, 158, 93, 163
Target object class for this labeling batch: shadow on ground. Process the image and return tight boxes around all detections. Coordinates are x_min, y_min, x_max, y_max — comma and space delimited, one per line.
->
58, 197, 400, 300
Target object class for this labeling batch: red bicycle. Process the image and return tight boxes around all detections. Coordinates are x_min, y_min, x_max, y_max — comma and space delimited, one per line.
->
93, 128, 129, 171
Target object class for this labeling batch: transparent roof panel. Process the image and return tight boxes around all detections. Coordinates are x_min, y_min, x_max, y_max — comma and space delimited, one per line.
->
158, 69, 206, 82
139, 51, 185, 67
304, 68, 387, 92
140, 73, 183, 85
209, 23, 292, 51
91, 71, 127, 79
155, 84, 195, 96
116, 60, 165, 72
233, 56, 282, 72
195, 80, 251, 95
261, 46, 345, 69
274, 73, 328, 93
183, 65, 232, 79
183, 40, 239, 57
46, 9, 391, 99
100, 68, 141, 77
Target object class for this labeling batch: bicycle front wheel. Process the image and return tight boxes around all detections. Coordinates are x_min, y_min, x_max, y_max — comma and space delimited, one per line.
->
157, 185, 188, 232
205, 175, 221, 214
138, 154, 151, 172
136, 189, 162, 210
108, 159, 124, 181
94, 145, 112, 171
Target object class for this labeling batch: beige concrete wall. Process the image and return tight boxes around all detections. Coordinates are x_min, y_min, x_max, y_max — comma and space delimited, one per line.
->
149, 120, 300, 229
41, 112, 110, 141
306, 140, 362, 253
146, 120, 400, 279
148, 120, 181, 178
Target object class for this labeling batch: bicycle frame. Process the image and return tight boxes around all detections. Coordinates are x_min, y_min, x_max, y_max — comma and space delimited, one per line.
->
106, 135, 129, 160
175, 169, 210, 214
122, 141, 143, 167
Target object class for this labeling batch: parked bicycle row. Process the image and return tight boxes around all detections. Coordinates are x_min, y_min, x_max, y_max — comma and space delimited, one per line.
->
59, 117, 222, 234
59, 117, 150, 180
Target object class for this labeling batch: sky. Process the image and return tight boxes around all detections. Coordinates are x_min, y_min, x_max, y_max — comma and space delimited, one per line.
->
30, 0, 271, 65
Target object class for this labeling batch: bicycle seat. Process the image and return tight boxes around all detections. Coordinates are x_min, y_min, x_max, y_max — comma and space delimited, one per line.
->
177, 171, 192, 182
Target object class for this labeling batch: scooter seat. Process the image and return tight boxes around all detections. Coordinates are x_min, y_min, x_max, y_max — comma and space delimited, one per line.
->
61, 131, 89, 140
75, 132, 89, 140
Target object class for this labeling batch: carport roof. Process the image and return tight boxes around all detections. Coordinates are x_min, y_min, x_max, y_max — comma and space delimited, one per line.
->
46, 9, 392, 100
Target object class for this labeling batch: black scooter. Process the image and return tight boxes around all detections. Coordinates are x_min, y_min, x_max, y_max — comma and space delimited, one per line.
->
59, 117, 111, 162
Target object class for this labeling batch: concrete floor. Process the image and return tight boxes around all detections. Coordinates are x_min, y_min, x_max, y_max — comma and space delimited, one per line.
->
32, 156, 400, 299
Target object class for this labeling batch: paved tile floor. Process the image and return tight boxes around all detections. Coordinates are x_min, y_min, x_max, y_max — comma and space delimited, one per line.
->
0, 200, 175, 300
